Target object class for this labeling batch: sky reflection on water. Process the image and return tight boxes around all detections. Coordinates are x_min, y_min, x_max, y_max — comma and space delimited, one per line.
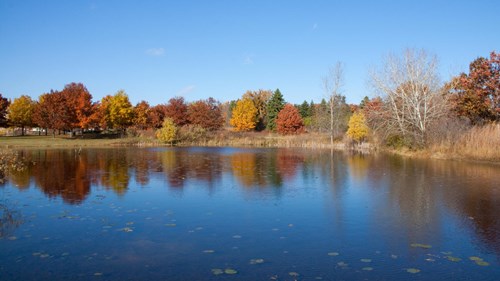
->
0, 147, 499, 280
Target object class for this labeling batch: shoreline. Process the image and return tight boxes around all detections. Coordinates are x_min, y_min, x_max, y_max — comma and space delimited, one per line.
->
1, 135, 499, 165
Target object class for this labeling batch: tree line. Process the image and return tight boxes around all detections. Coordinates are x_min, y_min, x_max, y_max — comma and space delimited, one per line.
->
1, 49, 498, 150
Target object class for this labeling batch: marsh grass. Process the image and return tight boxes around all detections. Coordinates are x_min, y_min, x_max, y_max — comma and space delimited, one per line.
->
429, 123, 500, 161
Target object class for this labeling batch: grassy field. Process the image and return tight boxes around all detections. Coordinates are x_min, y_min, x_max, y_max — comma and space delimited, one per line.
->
0, 135, 150, 148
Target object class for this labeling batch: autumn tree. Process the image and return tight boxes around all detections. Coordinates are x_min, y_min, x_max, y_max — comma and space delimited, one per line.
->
7, 95, 35, 135
346, 111, 369, 143
100, 90, 134, 133
187, 97, 224, 131
370, 49, 447, 147
165, 97, 189, 126
33, 91, 68, 136
60, 83, 95, 131
0, 94, 10, 127
156, 117, 177, 144
149, 104, 168, 129
133, 100, 151, 130
266, 88, 285, 131
448, 51, 500, 124
243, 89, 272, 130
276, 104, 305, 135
230, 98, 258, 131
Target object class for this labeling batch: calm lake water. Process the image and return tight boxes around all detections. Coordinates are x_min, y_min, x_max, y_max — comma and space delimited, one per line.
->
0, 147, 499, 280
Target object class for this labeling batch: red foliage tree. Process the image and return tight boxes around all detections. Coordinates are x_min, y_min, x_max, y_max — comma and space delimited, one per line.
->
149, 104, 168, 129
276, 103, 305, 135
165, 97, 189, 126
187, 97, 224, 131
33, 91, 68, 135
449, 51, 500, 124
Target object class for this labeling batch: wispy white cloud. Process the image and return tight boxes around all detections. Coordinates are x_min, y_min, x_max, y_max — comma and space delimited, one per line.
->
146, 48, 165, 57
176, 85, 196, 96
312, 23, 318, 31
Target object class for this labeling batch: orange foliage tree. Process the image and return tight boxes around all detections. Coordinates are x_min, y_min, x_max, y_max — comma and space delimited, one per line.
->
133, 100, 151, 130
276, 104, 305, 135
230, 98, 257, 131
61, 83, 96, 130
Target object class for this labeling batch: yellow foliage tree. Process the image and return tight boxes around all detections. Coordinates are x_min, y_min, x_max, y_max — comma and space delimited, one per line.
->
156, 118, 177, 145
346, 111, 369, 142
230, 98, 258, 131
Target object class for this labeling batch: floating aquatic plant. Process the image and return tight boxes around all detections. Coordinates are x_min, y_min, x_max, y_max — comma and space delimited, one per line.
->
406, 268, 420, 274
469, 256, 482, 261
289, 272, 299, 277
224, 268, 238, 275
202, 250, 215, 254
249, 258, 264, 264
446, 256, 462, 262
410, 243, 432, 249
211, 268, 223, 276
475, 260, 490, 266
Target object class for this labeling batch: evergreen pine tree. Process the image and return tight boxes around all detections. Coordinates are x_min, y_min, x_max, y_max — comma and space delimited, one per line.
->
266, 88, 285, 131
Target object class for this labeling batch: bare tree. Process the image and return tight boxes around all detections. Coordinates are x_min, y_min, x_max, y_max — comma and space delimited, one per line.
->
323, 62, 348, 145
370, 49, 448, 147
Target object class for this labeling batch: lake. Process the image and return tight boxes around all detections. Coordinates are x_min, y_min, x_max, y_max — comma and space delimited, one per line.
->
0, 147, 499, 280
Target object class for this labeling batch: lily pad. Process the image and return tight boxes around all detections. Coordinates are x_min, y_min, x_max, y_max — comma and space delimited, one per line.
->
469, 256, 482, 261
250, 258, 265, 264
410, 243, 432, 249
406, 268, 420, 274
337, 261, 348, 267
360, 259, 372, 263
475, 260, 490, 266
120, 227, 133, 232
211, 268, 223, 276
362, 267, 374, 271
446, 256, 462, 262
327, 252, 339, 256
224, 268, 238, 275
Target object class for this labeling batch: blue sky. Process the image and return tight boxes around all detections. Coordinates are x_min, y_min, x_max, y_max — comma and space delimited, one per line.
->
1, 0, 499, 106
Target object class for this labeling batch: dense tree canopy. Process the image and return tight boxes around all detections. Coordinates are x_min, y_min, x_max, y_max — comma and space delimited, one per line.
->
149, 104, 168, 129
61, 82, 95, 129
243, 89, 272, 131
0, 93, 10, 127
448, 51, 500, 124
133, 100, 151, 130
276, 104, 305, 135
187, 97, 224, 131
156, 117, 177, 144
101, 90, 134, 131
266, 89, 285, 131
33, 91, 67, 135
230, 98, 258, 131
165, 97, 189, 126
7, 95, 35, 135
346, 111, 369, 143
